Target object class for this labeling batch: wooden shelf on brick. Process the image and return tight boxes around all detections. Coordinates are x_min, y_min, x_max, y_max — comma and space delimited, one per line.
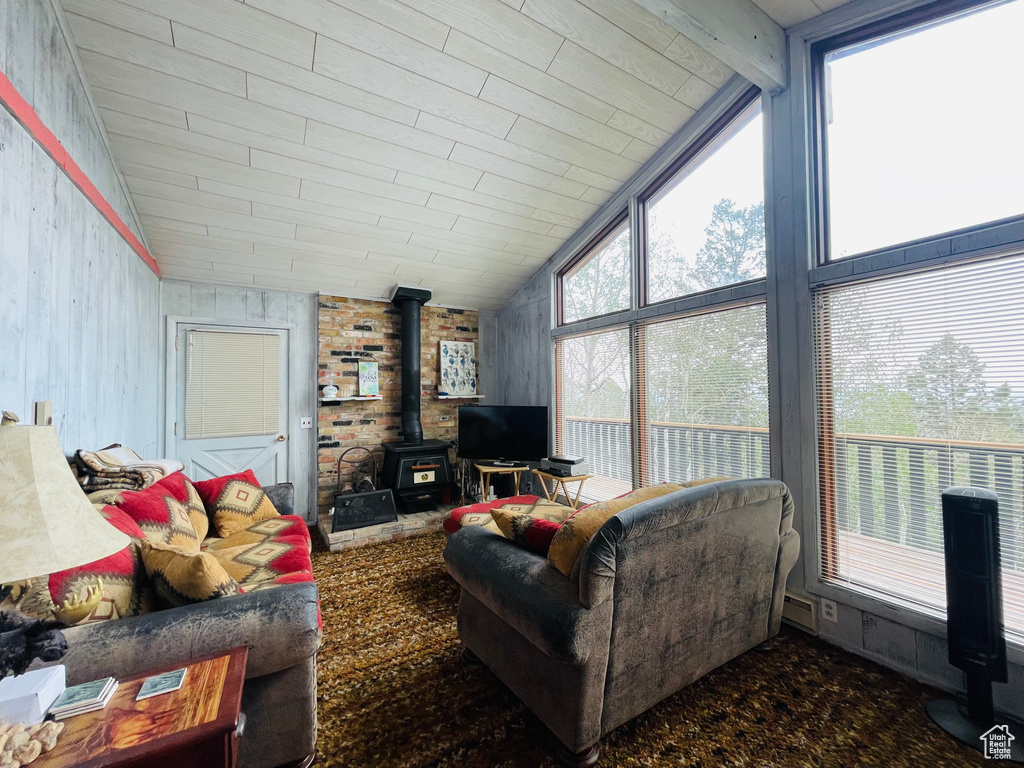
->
320, 395, 384, 403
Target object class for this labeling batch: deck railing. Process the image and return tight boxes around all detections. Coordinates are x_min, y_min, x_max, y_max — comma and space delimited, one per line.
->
561, 418, 1024, 572
831, 432, 1024, 570
561, 417, 769, 499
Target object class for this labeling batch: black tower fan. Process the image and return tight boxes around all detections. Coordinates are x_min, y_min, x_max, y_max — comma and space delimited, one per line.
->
927, 487, 1023, 762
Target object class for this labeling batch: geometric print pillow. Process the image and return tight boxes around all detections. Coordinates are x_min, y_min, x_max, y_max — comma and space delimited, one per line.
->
140, 540, 242, 608
0, 507, 156, 626
489, 509, 562, 555
110, 481, 202, 554
491, 498, 574, 524
194, 470, 280, 538
46, 506, 156, 625
153, 472, 210, 542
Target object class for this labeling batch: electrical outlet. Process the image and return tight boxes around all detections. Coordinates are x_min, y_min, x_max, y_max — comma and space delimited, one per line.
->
300, 417, 313, 429
822, 599, 838, 623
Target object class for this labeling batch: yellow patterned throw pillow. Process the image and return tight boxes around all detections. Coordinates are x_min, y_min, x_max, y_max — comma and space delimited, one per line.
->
547, 483, 685, 576
140, 541, 242, 607
682, 476, 733, 488
194, 470, 280, 538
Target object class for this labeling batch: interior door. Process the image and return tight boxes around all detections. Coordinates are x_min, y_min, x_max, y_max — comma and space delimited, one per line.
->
173, 324, 289, 485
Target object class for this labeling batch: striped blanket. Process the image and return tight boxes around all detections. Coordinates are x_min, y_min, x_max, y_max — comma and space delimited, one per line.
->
73, 444, 183, 491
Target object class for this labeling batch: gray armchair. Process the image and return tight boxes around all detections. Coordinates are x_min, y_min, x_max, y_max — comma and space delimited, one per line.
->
444, 478, 800, 766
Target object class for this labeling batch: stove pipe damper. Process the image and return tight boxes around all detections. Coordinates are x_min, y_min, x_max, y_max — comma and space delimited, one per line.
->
380, 285, 453, 513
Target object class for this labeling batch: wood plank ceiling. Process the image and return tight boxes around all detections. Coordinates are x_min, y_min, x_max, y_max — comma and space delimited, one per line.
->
64, 0, 845, 311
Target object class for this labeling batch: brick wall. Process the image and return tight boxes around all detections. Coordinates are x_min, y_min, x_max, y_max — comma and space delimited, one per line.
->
317, 295, 479, 515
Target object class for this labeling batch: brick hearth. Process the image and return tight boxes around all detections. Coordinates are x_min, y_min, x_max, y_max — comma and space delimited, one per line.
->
317, 507, 452, 551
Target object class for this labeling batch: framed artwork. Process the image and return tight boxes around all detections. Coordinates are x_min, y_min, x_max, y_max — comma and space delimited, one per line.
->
440, 341, 477, 396
358, 361, 379, 396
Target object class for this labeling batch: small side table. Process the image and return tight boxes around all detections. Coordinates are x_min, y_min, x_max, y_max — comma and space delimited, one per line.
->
475, 463, 528, 502
38, 646, 247, 768
533, 470, 594, 510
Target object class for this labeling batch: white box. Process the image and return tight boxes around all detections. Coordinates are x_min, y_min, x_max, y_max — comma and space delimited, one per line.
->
0, 665, 66, 725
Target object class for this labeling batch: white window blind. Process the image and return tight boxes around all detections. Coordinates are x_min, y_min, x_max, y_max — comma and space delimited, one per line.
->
641, 303, 770, 484
555, 328, 634, 502
813, 253, 1024, 640
185, 330, 280, 440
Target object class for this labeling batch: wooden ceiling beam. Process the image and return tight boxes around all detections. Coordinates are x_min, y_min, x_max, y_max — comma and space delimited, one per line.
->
631, 0, 788, 93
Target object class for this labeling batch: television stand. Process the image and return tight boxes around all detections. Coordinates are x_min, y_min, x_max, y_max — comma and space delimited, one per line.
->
475, 463, 528, 502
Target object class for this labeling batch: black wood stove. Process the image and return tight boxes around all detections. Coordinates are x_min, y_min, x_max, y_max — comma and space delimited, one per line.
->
380, 286, 452, 513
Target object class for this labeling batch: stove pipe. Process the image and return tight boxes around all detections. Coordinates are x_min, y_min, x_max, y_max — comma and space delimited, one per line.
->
390, 285, 432, 446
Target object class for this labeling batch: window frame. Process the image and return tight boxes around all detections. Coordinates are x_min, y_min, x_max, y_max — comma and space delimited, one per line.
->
811, 0, 1019, 266
638, 88, 764, 309
556, 211, 631, 327
554, 296, 771, 502
800, 0, 1024, 649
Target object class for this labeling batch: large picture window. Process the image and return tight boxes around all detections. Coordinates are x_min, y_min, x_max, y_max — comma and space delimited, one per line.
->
555, 302, 770, 503
555, 89, 770, 504
555, 328, 634, 501
814, 252, 1024, 641
817, 0, 1024, 260
645, 99, 765, 304
642, 304, 769, 485
559, 216, 631, 325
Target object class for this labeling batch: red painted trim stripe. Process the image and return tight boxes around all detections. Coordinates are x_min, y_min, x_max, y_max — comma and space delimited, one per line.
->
0, 69, 160, 276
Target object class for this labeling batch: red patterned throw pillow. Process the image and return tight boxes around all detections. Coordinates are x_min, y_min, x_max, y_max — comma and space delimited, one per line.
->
193, 470, 280, 538
155, 472, 210, 541
489, 509, 563, 555
48, 506, 156, 624
0, 507, 156, 626
113, 478, 202, 553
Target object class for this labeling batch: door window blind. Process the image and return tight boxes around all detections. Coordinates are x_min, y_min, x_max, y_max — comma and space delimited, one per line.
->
813, 252, 1024, 640
640, 303, 770, 485
555, 328, 634, 502
185, 330, 280, 440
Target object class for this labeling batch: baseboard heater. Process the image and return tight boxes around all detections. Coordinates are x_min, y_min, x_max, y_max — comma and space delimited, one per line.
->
782, 591, 818, 634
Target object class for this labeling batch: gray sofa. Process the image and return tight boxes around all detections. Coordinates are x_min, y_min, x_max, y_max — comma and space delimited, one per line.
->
41, 483, 320, 768
444, 478, 800, 766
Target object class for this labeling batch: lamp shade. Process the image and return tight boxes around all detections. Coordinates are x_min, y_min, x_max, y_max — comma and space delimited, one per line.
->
0, 426, 130, 584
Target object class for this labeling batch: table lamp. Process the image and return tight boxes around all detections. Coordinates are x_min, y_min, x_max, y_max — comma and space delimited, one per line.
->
0, 425, 130, 678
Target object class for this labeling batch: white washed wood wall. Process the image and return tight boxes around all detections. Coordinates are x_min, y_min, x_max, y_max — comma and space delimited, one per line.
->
160, 281, 318, 522
0, 0, 160, 456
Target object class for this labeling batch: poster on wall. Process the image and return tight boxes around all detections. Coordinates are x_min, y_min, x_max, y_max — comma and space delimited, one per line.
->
440, 341, 476, 396
358, 361, 379, 396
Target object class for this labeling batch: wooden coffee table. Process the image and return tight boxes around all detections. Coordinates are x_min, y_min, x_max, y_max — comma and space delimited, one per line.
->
37, 646, 247, 768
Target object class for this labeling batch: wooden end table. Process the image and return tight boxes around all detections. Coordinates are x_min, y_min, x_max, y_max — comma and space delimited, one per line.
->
38, 646, 248, 768
475, 463, 528, 502
533, 469, 594, 510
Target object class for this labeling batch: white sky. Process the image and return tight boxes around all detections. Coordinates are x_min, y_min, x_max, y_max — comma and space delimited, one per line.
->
826, 0, 1024, 258
647, 107, 765, 265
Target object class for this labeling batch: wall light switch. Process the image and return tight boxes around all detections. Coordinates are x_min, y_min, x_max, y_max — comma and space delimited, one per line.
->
300, 417, 313, 429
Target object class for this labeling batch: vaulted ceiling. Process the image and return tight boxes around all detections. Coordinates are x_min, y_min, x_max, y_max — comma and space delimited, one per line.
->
65, 0, 846, 311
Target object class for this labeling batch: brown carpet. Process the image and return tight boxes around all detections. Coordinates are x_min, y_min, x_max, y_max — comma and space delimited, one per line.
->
311, 532, 984, 768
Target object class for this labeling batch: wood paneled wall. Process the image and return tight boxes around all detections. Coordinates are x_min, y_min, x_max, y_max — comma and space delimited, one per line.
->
0, 0, 160, 456
161, 281, 319, 522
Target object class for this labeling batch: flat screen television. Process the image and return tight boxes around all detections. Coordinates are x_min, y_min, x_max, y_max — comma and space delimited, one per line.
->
458, 405, 548, 462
